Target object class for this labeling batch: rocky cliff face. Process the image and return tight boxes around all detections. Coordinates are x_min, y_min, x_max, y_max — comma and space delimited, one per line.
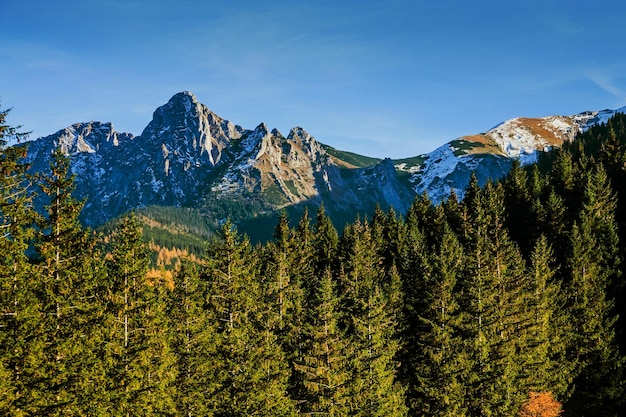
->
21, 91, 626, 228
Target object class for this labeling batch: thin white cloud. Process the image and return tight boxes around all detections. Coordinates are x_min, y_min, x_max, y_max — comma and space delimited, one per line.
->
585, 70, 626, 103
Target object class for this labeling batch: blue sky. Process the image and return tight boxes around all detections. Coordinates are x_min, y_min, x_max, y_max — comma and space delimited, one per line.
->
2, 0, 626, 158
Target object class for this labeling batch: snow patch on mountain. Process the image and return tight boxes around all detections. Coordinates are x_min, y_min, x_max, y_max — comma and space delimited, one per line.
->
398, 108, 623, 203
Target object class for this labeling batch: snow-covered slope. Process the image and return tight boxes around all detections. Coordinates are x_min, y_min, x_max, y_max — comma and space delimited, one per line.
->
396, 107, 626, 202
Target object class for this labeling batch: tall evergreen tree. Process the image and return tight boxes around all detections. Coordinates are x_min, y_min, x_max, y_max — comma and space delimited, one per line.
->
263, 212, 308, 403
0, 104, 45, 416
339, 219, 407, 416
581, 164, 621, 288
503, 160, 535, 256
529, 187, 571, 284
202, 222, 295, 416
292, 207, 316, 304
397, 197, 431, 400
104, 212, 177, 416
549, 148, 582, 221
459, 182, 527, 416
563, 214, 623, 415
33, 148, 106, 415
412, 224, 467, 417
519, 235, 570, 399
295, 270, 351, 416
264, 211, 298, 334
313, 204, 339, 277
168, 260, 219, 416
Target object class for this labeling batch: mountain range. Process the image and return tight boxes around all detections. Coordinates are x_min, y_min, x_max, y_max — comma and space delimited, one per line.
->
21, 91, 626, 240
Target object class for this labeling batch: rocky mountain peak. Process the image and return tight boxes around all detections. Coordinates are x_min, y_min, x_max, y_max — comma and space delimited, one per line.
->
287, 126, 312, 142
140, 92, 244, 166
24, 121, 134, 161
286, 126, 327, 168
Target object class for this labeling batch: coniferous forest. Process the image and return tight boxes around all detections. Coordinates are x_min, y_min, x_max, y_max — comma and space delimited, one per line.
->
3, 104, 626, 416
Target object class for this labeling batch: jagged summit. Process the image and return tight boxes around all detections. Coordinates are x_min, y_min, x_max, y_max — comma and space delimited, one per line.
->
140, 92, 244, 166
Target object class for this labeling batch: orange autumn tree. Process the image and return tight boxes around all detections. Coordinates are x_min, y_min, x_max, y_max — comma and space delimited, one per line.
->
519, 392, 562, 417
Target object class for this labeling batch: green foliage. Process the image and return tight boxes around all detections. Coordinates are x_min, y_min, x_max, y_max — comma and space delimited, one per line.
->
31, 148, 107, 415
103, 212, 177, 415
202, 222, 296, 416
0, 104, 43, 416
168, 261, 219, 416
295, 270, 351, 416
320, 144, 382, 167
412, 225, 467, 416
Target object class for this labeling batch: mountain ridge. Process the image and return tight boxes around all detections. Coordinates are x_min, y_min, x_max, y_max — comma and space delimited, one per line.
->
19, 91, 626, 238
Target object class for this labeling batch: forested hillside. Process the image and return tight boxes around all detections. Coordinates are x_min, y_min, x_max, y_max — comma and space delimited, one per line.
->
2, 103, 626, 416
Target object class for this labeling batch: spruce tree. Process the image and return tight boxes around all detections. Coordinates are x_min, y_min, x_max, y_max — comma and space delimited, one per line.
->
282, 209, 315, 402
264, 211, 299, 335
104, 212, 177, 415
0, 105, 45, 416
339, 219, 407, 416
541, 190, 569, 273
313, 204, 339, 276
459, 182, 527, 416
292, 207, 316, 304
397, 197, 431, 402
503, 160, 534, 256
168, 260, 219, 416
563, 207, 624, 414
412, 224, 467, 417
33, 148, 105, 415
581, 164, 621, 288
549, 148, 582, 222
295, 269, 351, 416
520, 235, 570, 400
202, 221, 295, 417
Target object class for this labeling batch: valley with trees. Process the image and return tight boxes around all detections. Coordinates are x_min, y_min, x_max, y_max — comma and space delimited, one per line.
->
3, 103, 626, 416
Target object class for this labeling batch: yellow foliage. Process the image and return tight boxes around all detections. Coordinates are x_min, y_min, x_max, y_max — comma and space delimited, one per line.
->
146, 268, 174, 290
519, 392, 562, 417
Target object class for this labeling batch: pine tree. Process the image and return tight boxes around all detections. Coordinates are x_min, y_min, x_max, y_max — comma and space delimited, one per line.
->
264, 211, 298, 334
104, 212, 177, 415
292, 207, 316, 304
370, 205, 404, 270
259, 212, 312, 405
0, 104, 45, 416
339, 219, 407, 416
459, 182, 527, 416
563, 206, 624, 414
202, 221, 296, 417
412, 224, 467, 417
520, 235, 571, 399
33, 148, 106, 415
348, 284, 408, 417
581, 164, 621, 288
397, 197, 431, 400
168, 260, 219, 416
549, 148, 582, 221
282, 209, 315, 402
295, 269, 351, 416
535, 190, 569, 280
313, 204, 339, 276
503, 160, 534, 256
